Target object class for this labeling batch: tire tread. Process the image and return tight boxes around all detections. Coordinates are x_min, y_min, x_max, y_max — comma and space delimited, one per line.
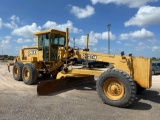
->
96, 69, 137, 107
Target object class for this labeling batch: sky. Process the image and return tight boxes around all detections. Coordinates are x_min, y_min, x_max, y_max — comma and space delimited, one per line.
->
0, 0, 160, 58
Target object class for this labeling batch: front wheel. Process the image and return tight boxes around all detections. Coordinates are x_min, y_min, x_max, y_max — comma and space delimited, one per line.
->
96, 69, 137, 107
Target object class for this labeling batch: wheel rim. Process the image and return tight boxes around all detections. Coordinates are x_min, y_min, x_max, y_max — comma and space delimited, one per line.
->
24, 68, 30, 80
14, 67, 18, 76
103, 78, 124, 100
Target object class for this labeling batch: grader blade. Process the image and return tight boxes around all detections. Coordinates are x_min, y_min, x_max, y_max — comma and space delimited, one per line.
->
37, 76, 95, 95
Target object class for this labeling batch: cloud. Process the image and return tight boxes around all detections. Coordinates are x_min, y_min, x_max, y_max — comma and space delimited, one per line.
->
90, 31, 116, 41
0, 15, 20, 30
22, 45, 29, 48
136, 42, 149, 50
91, 0, 157, 8
92, 47, 97, 51
72, 35, 97, 47
125, 6, 160, 27
0, 36, 12, 51
12, 23, 42, 38
43, 20, 82, 33
73, 34, 97, 47
3, 21, 18, 29
1, 39, 10, 45
152, 46, 160, 51
12, 20, 82, 38
75, 31, 116, 46
80, 35, 97, 45
4, 36, 12, 40
116, 41, 121, 44
10, 15, 19, 22
120, 28, 154, 40
70, 5, 95, 19
0, 18, 3, 29
79, 34, 98, 46
100, 47, 108, 53
16, 38, 33, 43
125, 43, 132, 46
135, 41, 160, 52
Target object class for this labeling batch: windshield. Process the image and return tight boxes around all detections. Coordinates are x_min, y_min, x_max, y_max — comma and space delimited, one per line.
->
51, 34, 65, 46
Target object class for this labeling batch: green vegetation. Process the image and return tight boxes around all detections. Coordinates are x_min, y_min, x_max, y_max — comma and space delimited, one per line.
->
8, 55, 15, 60
151, 57, 160, 61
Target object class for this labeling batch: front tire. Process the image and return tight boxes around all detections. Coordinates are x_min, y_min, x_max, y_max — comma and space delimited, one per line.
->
96, 69, 137, 107
22, 63, 37, 85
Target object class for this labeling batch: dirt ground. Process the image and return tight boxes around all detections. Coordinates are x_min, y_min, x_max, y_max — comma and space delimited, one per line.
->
0, 61, 160, 120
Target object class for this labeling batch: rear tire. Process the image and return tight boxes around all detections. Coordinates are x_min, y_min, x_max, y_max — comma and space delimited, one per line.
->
96, 69, 137, 107
22, 63, 37, 85
13, 62, 24, 81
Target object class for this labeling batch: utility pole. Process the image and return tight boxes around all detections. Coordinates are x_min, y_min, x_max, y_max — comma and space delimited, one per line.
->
73, 38, 75, 49
107, 24, 111, 54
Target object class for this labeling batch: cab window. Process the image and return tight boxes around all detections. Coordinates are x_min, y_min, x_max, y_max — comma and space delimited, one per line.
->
38, 35, 43, 50
53, 37, 58, 45
51, 34, 65, 46
43, 34, 49, 47
59, 37, 65, 46
38, 33, 50, 50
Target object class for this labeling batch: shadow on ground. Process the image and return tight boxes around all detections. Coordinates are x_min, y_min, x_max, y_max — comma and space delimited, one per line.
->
36, 76, 160, 110
126, 90, 160, 110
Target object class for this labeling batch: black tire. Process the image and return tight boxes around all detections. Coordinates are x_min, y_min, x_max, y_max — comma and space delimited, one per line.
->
13, 62, 24, 81
96, 69, 137, 107
22, 63, 37, 85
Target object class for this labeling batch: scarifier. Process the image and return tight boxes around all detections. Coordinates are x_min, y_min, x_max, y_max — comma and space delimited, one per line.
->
7, 28, 152, 107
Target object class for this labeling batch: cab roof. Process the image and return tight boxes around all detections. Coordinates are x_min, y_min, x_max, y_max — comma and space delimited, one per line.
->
34, 29, 66, 36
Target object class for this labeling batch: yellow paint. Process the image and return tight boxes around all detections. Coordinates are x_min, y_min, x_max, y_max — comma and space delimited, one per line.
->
103, 78, 124, 100
7, 28, 151, 89
24, 68, 30, 80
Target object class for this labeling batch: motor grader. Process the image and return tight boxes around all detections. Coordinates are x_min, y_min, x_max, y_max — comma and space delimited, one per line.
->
7, 28, 151, 108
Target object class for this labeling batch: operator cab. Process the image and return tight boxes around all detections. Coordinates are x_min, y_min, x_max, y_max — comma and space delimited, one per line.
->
35, 29, 66, 62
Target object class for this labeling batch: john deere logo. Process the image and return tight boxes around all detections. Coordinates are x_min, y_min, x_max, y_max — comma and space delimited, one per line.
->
83, 53, 97, 60
28, 50, 37, 55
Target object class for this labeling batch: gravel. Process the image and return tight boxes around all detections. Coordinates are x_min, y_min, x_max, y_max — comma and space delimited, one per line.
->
0, 61, 160, 120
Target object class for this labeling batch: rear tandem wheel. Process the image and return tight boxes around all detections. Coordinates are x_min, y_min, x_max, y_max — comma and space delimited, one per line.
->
13, 62, 24, 81
96, 69, 137, 107
22, 63, 37, 85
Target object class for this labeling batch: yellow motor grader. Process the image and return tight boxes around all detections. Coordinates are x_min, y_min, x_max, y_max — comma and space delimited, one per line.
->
7, 28, 151, 107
